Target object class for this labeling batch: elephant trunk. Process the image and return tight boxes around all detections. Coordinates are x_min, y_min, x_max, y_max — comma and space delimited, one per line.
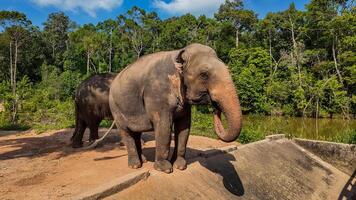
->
210, 73, 242, 142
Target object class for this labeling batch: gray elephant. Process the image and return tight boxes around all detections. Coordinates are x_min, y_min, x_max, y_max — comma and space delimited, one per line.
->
71, 73, 117, 148
109, 43, 242, 173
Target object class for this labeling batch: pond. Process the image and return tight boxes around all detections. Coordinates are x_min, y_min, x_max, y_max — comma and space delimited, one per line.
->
243, 115, 356, 142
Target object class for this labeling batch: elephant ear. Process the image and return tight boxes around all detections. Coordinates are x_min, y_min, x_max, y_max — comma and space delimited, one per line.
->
176, 49, 187, 64
175, 43, 217, 69
175, 49, 188, 73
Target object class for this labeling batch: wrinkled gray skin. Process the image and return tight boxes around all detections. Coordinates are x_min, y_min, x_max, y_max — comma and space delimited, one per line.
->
71, 73, 117, 148
109, 43, 242, 173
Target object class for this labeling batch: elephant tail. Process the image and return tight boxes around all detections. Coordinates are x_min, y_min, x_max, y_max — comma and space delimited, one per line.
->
84, 121, 116, 150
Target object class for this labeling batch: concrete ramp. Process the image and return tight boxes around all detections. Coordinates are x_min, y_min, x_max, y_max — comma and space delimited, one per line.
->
107, 138, 353, 200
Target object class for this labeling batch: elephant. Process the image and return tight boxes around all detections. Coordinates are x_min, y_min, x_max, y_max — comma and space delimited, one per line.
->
109, 43, 242, 173
71, 73, 117, 148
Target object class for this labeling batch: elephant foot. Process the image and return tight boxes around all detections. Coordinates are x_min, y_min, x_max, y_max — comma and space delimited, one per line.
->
141, 154, 147, 163
173, 156, 187, 170
72, 141, 83, 148
154, 160, 173, 173
128, 155, 142, 169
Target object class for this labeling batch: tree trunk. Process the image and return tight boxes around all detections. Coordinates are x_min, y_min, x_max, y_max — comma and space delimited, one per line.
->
11, 41, 19, 122
13, 41, 18, 96
316, 97, 319, 119
332, 34, 343, 83
9, 41, 13, 88
289, 14, 301, 86
87, 51, 90, 75
52, 42, 55, 59
268, 29, 273, 73
109, 29, 112, 72
235, 28, 239, 48
65, 40, 69, 51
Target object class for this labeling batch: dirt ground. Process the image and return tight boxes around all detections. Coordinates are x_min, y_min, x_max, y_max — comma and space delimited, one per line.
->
0, 129, 235, 200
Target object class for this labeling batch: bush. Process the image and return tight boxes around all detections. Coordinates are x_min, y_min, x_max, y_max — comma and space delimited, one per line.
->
31, 99, 75, 133
0, 67, 81, 132
337, 128, 356, 144
347, 129, 356, 144
237, 127, 265, 144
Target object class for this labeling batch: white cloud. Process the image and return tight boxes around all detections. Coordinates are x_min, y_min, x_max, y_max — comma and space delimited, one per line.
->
153, 0, 225, 17
31, 0, 123, 17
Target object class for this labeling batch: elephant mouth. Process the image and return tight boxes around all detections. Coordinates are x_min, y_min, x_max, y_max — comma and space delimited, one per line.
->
212, 100, 223, 114
189, 92, 211, 105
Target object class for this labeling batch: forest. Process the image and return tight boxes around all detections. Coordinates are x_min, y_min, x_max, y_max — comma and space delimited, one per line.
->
0, 0, 355, 137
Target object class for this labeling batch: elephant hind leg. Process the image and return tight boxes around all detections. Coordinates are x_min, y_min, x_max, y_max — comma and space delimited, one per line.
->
89, 120, 100, 143
120, 128, 142, 169
72, 119, 87, 148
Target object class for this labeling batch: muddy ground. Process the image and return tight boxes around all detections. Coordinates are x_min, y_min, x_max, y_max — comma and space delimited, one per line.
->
0, 129, 235, 200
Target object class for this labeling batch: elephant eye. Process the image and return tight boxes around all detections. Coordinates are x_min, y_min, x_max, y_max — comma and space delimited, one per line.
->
200, 72, 209, 80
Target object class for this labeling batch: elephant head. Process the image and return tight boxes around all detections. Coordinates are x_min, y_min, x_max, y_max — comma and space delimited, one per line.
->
176, 43, 242, 142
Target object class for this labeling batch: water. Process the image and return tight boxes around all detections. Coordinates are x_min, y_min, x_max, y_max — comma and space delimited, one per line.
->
243, 115, 356, 142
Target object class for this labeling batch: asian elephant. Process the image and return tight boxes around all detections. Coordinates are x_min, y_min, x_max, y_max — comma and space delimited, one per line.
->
109, 43, 242, 173
71, 73, 117, 148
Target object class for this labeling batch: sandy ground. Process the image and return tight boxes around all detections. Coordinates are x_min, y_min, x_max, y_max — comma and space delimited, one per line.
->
0, 129, 235, 200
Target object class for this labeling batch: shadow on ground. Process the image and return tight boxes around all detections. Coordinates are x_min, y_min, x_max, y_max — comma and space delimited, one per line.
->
0, 129, 129, 160
142, 147, 244, 196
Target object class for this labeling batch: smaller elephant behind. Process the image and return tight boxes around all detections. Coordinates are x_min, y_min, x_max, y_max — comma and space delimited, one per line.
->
71, 73, 117, 148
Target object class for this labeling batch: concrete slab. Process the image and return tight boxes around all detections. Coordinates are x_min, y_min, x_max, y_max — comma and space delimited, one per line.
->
294, 138, 356, 176
73, 169, 150, 200
107, 139, 353, 200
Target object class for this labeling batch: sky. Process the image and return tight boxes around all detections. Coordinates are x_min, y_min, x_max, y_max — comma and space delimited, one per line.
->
1, 0, 310, 28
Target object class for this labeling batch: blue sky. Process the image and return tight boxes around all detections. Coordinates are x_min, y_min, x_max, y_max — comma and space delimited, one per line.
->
1, 0, 310, 28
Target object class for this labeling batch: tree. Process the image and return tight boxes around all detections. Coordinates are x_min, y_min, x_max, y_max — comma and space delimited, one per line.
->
229, 47, 271, 113
97, 19, 118, 72
215, 0, 257, 48
118, 7, 152, 59
43, 12, 73, 68
0, 11, 31, 121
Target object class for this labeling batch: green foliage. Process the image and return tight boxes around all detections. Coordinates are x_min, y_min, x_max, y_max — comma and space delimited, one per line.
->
346, 129, 356, 144
229, 47, 271, 113
190, 107, 216, 138
0, 64, 82, 132
237, 128, 264, 144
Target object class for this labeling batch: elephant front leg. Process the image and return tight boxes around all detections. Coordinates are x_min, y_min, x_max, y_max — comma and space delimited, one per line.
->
172, 112, 191, 170
120, 128, 142, 169
153, 112, 173, 173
